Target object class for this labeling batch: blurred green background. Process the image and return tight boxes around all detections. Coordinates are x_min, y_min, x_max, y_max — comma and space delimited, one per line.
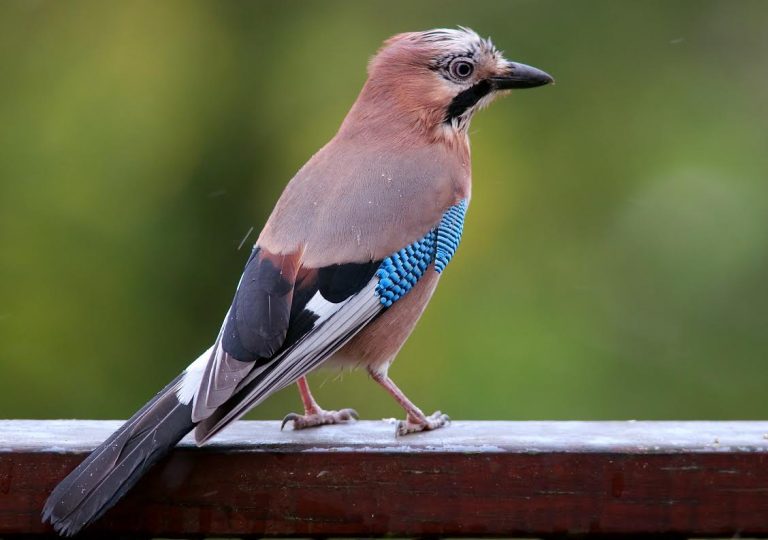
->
1, 0, 767, 422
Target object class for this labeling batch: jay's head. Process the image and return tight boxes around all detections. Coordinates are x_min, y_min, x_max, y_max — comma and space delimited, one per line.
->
355, 27, 553, 142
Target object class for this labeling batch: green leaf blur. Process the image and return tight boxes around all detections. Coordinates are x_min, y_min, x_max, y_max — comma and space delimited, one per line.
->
1, 0, 767, 421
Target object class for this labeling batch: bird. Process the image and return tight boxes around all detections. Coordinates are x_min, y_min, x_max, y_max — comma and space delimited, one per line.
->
42, 27, 553, 536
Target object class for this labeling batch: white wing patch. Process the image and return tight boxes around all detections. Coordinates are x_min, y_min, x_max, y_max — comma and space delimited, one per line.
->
176, 345, 214, 405
305, 290, 344, 319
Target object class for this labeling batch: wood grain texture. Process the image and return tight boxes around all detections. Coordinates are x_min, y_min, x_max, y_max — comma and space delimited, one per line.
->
2, 420, 768, 537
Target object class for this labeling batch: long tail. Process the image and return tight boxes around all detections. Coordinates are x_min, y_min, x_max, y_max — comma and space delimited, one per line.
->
42, 373, 195, 536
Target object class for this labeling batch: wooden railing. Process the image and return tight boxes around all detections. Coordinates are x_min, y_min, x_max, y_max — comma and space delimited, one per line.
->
1, 420, 767, 537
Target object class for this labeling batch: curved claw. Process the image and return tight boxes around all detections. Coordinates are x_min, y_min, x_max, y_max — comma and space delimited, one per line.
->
281, 412, 301, 431
339, 407, 359, 421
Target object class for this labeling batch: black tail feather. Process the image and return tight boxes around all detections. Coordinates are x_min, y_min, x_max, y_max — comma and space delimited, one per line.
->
42, 375, 195, 536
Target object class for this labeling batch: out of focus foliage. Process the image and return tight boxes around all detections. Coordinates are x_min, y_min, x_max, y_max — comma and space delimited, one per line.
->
1, 1, 767, 421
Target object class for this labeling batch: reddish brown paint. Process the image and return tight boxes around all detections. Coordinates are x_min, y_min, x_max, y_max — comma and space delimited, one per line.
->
1, 420, 767, 537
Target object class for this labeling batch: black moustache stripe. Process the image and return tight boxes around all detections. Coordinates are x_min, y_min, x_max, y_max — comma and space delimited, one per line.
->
445, 79, 492, 122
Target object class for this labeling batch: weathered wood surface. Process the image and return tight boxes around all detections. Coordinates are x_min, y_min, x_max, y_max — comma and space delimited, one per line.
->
1, 420, 768, 537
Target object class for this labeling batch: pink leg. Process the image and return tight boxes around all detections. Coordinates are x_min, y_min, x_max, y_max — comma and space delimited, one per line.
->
281, 376, 358, 431
369, 369, 450, 436
296, 376, 321, 414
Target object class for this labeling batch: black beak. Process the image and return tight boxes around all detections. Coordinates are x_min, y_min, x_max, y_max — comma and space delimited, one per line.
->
490, 61, 554, 90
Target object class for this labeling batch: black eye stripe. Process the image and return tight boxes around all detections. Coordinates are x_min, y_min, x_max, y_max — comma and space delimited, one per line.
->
445, 79, 492, 122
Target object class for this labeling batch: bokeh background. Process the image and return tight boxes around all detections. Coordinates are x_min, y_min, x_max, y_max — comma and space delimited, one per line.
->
1, 0, 767, 422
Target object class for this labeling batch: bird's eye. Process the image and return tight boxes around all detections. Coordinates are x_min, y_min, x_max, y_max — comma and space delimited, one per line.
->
449, 60, 474, 80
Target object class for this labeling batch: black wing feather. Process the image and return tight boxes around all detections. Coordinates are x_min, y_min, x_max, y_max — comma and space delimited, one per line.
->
221, 247, 295, 361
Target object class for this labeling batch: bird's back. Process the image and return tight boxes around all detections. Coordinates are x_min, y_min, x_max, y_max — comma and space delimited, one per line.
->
258, 113, 471, 269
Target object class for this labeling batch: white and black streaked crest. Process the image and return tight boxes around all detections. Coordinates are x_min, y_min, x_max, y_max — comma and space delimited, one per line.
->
420, 27, 500, 72
418, 26, 490, 47
418, 28, 507, 131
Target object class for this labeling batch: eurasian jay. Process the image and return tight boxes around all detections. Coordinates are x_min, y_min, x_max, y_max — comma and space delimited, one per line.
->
43, 27, 552, 536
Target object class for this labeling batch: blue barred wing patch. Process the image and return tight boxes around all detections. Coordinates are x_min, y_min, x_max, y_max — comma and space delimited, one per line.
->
435, 199, 468, 273
375, 233, 436, 307
375, 199, 468, 307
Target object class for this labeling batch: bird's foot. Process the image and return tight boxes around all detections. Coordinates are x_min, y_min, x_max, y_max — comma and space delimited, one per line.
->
281, 407, 358, 431
396, 410, 450, 436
